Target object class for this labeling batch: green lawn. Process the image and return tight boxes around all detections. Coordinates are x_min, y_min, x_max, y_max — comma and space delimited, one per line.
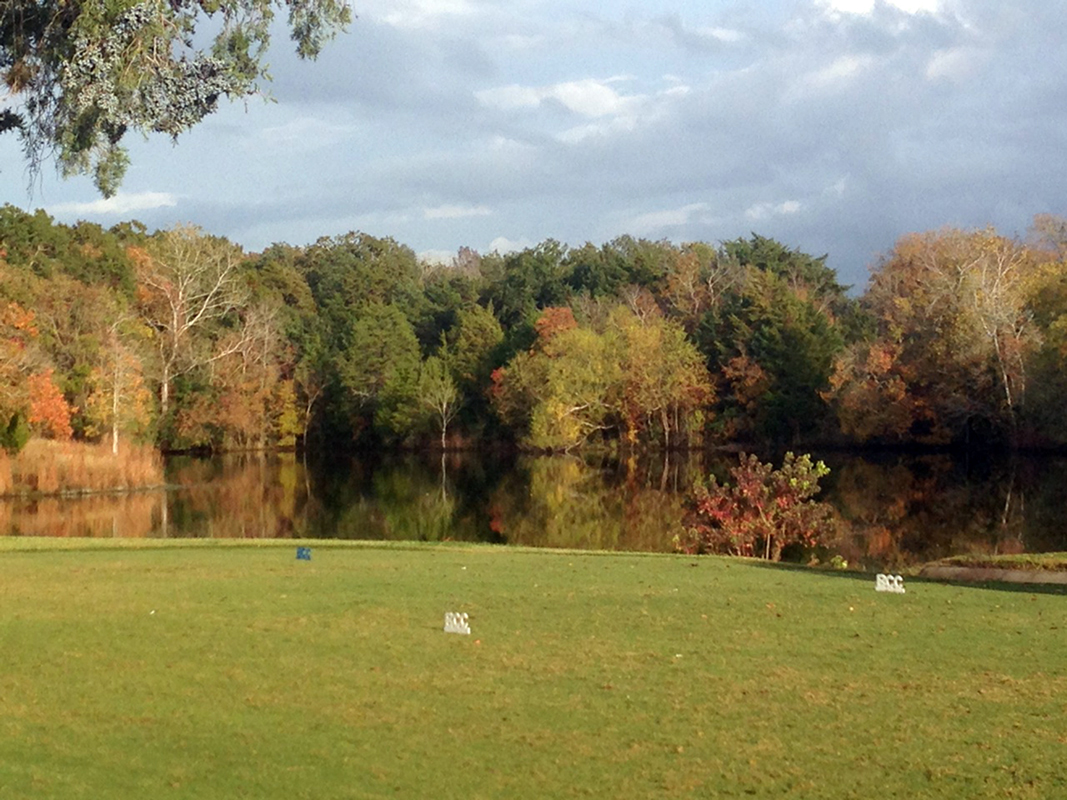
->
1, 539, 1065, 799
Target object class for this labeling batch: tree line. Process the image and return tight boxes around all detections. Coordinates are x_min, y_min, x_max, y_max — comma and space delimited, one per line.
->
2, 204, 1066, 453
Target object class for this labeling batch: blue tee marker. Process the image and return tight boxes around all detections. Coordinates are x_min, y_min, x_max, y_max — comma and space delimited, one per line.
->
296, 546, 312, 561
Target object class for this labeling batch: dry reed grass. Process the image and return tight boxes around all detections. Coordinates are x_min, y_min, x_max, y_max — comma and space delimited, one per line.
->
0, 439, 164, 496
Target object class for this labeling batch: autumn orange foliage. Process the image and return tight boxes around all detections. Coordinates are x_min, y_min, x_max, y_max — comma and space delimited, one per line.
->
534, 306, 578, 344
27, 369, 73, 439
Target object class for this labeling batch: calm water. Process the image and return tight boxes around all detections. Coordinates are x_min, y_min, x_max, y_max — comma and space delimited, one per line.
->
3, 449, 1066, 570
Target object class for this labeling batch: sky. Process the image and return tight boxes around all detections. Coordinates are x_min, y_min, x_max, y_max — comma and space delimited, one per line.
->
2, 0, 1065, 290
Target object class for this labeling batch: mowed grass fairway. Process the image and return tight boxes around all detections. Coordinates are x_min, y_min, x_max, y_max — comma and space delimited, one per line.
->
1, 541, 1065, 799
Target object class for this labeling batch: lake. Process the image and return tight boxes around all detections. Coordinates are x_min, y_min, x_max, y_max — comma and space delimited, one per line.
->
2, 449, 1065, 570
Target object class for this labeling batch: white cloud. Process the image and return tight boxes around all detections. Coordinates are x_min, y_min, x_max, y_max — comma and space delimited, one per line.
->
698, 26, 745, 43
496, 33, 545, 51
925, 47, 983, 82
745, 200, 802, 221
886, 0, 941, 12
475, 84, 542, 112
47, 192, 178, 217
552, 79, 631, 117
557, 116, 640, 144
804, 54, 875, 90
260, 117, 355, 149
822, 0, 875, 13
488, 236, 533, 254
825, 178, 848, 197
629, 202, 710, 235
488, 135, 536, 153
372, 0, 481, 29
479, 76, 691, 145
476, 78, 637, 119
820, 0, 941, 15
424, 204, 492, 220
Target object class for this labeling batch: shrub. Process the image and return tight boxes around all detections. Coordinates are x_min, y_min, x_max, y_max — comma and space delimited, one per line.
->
0, 413, 31, 455
675, 452, 837, 561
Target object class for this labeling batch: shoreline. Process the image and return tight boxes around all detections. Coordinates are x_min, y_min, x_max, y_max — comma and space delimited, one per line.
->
918, 560, 1067, 585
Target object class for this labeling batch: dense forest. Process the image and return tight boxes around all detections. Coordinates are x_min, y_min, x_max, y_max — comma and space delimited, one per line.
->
2, 204, 1066, 454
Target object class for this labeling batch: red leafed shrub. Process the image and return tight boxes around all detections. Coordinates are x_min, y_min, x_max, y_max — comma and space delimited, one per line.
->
675, 452, 837, 561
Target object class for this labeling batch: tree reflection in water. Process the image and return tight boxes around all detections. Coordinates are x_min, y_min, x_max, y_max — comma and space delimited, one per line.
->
488, 453, 695, 552
0, 491, 159, 537
3, 450, 1066, 570
825, 453, 1064, 570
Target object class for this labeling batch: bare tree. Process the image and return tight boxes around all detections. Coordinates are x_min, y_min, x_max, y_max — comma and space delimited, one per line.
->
134, 225, 250, 417
90, 315, 153, 455
418, 356, 460, 450
962, 234, 1037, 427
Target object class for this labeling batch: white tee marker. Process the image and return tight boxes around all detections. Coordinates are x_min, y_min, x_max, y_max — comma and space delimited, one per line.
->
444, 612, 471, 635
875, 574, 906, 594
